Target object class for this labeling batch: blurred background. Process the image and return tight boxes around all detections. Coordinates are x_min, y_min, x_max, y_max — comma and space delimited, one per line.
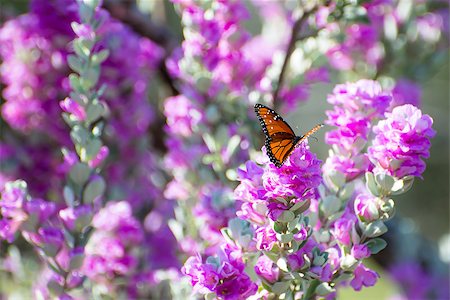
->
1, 0, 449, 299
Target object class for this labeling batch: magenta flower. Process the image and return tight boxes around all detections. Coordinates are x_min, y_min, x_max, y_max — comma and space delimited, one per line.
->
59, 97, 86, 121
255, 226, 277, 251
164, 95, 203, 137
368, 104, 435, 178
254, 255, 279, 284
182, 244, 257, 299
350, 263, 379, 291
262, 143, 322, 200
354, 194, 379, 222
351, 244, 371, 260
331, 213, 357, 247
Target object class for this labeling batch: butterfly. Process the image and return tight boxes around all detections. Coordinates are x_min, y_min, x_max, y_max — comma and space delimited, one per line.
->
254, 103, 324, 168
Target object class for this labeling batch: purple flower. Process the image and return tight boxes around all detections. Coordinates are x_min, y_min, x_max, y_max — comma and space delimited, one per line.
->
262, 143, 322, 200
84, 201, 144, 282
351, 244, 371, 260
350, 263, 379, 291
182, 244, 257, 299
368, 104, 435, 178
325, 80, 391, 154
331, 213, 357, 246
88, 146, 109, 168
254, 255, 279, 284
322, 154, 369, 182
287, 252, 305, 271
164, 95, 203, 137
59, 97, 86, 121
37, 227, 65, 257
255, 226, 277, 251
354, 194, 379, 222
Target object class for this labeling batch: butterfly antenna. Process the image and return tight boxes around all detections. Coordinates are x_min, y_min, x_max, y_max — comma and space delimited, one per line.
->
310, 136, 318, 143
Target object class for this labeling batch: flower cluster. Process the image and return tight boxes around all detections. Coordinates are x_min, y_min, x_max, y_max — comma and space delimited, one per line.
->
323, 79, 391, 182
83, 201, 144, 291
182, 243, 257, 300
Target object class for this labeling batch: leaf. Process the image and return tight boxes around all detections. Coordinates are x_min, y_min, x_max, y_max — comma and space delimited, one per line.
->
365, 238, 387, 254
272, 281, 290, 295
63, 185, 75, 207
365, 172, 380, 196
363, 220, 388, 238
91, 49, 109, 65
69, 163, 91, 186
278, 210, 295, 223
68, 55, 84, 74
83, 176, 105, 203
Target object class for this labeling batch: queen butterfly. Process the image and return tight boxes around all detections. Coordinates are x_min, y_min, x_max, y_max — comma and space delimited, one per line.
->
254, 103, 323, 167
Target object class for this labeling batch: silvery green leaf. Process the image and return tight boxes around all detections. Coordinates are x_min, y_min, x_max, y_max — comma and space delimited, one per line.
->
375, 173, 395, 193
277, 233, 293, 244
205, 256, 220, 268
205, 293, 216, 300
277, 257, 288, 272
365, 238, 387, 254
63, 185, 75, 207
273, 221, 286, 234
316, 282, 335, 296
202, 133, 217, 152
312, 252, 327, 266
334, 272, 353, 284
86, 102, 105, 123
69, 163, 91, 186
365, 172, 380, 196
340, 254, 357, 271
287, 216, 300, 232
290, 199, 310, 214
80, 69, 98, 91
320, 195, 341, 217
71, 125, 89, 146
226, 135, 241, 154
272, 281, 290, 295
262, 251, 279, 263
68, 55, 84, 74
78, 2, 94, 23
69, 252, 85, 270
84, 138, 102, 161
168, 219, 183, 241
329, 170, 346, 189
380, 198, 394, 213
278, 210, 295, 223
91, 49, 109, 65
261, 281, 272, 292
83, 176, 105, 203
73, 38, 91, 59
205, 105, 220, 123
196, 76, 211, 93
363, 220, 388, 238
391, 176, 414, 195
225, 169, 237, 181
47, 279, 64, 295
338, 181, 354, 200
69, 74, 84, 93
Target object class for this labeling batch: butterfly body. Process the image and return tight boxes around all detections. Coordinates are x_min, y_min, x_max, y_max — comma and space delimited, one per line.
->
254, 103, 323, 167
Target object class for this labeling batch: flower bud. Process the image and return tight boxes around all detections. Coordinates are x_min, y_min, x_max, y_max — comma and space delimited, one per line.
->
354, 194, 379, 222
351, 244, 371, 259
39, 227, 64, 257
60, 97, 86, 121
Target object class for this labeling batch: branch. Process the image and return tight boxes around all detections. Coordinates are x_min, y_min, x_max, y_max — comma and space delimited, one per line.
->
103, 0, 180, 95
273, 7, 319, 108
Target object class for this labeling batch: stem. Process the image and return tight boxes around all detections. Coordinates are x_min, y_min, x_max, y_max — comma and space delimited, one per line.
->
273, 6, 318, 108
303, 279, 320, 300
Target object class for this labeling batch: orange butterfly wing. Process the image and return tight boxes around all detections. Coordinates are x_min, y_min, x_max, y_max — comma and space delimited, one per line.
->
254, 104, 324, 167
254, 104, 297, 167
